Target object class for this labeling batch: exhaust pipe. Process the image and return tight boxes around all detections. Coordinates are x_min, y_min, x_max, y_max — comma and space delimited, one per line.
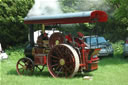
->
29, 24, 34, 46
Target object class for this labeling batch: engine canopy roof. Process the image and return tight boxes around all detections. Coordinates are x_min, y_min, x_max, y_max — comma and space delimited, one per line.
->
24, 10, 108, 25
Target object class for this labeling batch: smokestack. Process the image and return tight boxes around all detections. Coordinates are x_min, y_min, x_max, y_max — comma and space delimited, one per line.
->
29, 25, 34, 46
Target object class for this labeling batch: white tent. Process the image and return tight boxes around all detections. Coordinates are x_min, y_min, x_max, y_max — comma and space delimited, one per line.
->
0, 43, 2, 52
0, 43, 8, 60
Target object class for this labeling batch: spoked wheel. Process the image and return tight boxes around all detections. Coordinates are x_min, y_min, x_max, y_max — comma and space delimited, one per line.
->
47, 44, 80, 78
16, 57, 34, 75
49, 32, 64, 48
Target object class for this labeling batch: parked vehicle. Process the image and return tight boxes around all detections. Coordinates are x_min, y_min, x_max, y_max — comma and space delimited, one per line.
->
84, 36, 114, 57
123, 37, 128, 57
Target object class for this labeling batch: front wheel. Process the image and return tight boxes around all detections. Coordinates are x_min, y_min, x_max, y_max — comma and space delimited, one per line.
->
16, 57, 34, 75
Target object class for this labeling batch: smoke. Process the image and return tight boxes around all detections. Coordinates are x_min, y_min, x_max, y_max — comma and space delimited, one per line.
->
81, 0, 114, 15
84, 0, 110, 11
79, 0, 111, 12
27, 0, 62, 16
27, 0, 112, 17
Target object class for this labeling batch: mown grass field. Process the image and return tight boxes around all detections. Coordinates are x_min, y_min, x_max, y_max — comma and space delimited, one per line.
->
0, 41, 128, 85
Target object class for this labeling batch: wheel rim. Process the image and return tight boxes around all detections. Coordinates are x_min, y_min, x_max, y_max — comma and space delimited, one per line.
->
47, 44, 79, 78
16, 57, 34, 75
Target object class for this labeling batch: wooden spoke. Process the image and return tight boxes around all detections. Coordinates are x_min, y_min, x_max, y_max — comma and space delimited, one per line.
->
51, 64, 59, 67
51, 55, 60, 60
55, 65, 60, 71
52, 60, 58, 63
19, 63, 24, 67
56, 67, 63, 76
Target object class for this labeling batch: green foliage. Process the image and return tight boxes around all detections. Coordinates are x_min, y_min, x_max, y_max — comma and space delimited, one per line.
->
6, 45, 24, 60
103, 0, 128, 41
115, 0, 128, 26
112, 40, 124, 57
109, 0, 128, 26
0, 0, 34, 48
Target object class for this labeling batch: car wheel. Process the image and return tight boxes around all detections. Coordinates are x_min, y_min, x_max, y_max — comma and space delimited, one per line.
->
123, 52, 128, 59
109, 53, 114, 57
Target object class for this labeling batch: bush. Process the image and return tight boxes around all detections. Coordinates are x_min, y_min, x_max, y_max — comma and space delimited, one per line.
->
0, 0, 34, 49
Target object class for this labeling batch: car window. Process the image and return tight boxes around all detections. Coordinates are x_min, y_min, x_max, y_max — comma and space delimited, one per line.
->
85, 37, 106, 45
98, 37, 106, 43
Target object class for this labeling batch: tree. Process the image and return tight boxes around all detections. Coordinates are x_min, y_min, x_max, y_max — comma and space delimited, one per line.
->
107, 0, 128, 26
106, 0, 128, 40
0, 0, 34, 48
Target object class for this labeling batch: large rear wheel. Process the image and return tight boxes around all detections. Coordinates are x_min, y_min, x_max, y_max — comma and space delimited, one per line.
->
47, 44, 80, 78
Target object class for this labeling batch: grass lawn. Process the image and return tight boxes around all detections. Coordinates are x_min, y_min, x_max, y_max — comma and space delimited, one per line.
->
0, 42, 128, 85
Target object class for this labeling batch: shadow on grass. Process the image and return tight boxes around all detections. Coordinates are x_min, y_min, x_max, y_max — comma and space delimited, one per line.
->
7, 68, 93, 78
32, 71, 52, 77
74, 72, 93, 78
7, 69, 52, 78
7, 69, 18, 75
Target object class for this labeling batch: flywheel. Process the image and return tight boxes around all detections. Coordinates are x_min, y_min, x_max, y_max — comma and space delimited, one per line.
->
49, 32, 64, 48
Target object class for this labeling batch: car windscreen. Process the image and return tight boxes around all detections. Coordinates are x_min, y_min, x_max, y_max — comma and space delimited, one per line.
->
85, 37, 107, 45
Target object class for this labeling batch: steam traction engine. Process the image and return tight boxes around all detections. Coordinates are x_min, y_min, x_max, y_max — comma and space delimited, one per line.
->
16, 10, 108, 78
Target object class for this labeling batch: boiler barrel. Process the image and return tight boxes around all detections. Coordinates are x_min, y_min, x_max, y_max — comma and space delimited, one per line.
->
24, 44, 34, 60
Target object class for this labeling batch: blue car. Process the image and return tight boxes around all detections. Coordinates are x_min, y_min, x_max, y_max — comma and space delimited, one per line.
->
84, 36, 114, 57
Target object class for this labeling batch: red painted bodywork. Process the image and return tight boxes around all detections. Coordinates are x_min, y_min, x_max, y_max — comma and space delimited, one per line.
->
34, 56, 47, 65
